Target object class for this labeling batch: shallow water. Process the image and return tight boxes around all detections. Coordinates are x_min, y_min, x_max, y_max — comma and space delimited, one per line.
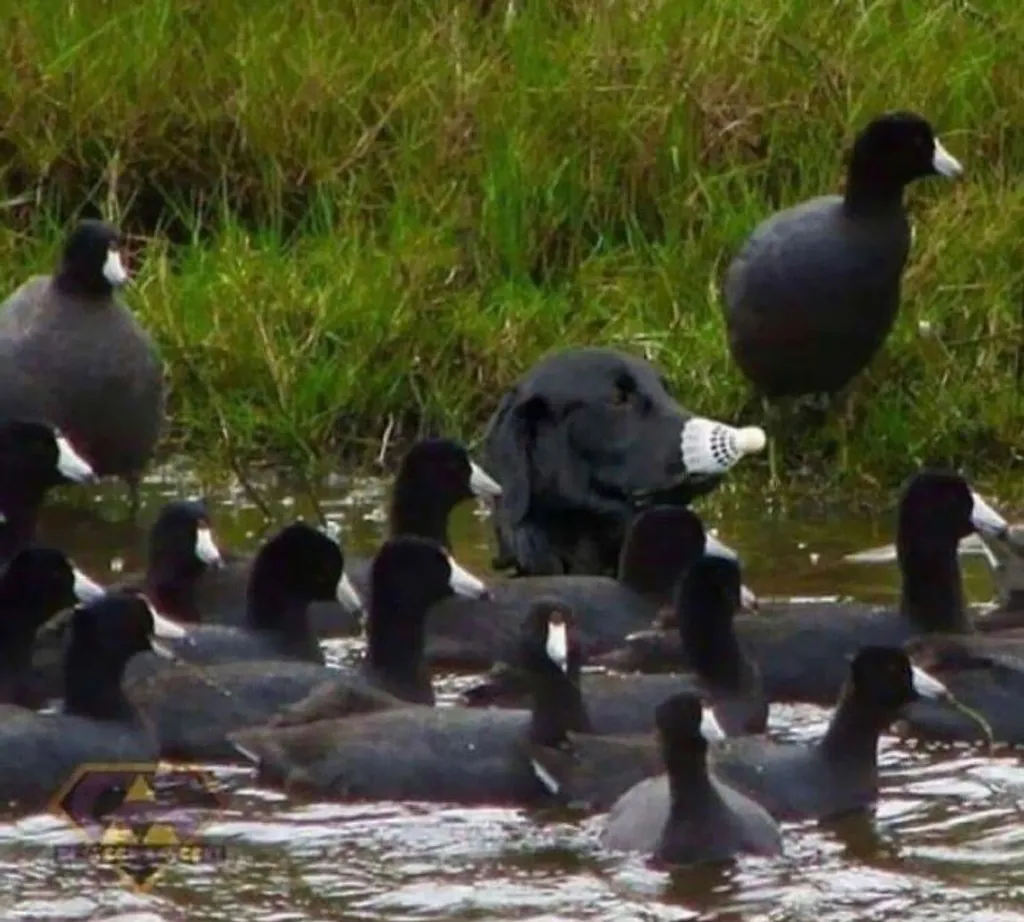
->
4, 459, 1024, 921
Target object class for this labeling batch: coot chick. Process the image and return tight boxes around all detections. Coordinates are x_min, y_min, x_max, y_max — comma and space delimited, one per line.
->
709, 647, 951, 820
262, 536, 490, 727
0, 546, 106, 709
723, 112, 962, 401
0, 221, 164, 496
344, 438, 502, 604
0, 419, 96, 559
0, 593, 174, 810
595, 470, 1007, 705
136, 521, 355, 668
228, 599, 592, 804
423, 505, 737, 670
463, 551, 766, 737
602, 693, 782, 868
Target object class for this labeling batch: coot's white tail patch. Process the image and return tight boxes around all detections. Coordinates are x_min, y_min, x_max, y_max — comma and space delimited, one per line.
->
681, 418, 766, 476
231, 740, 262, 765
469, 461, 503, 499
530, 757, 560, 795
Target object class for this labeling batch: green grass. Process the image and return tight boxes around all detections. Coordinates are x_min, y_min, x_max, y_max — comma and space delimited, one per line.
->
0, 0, 1021, 492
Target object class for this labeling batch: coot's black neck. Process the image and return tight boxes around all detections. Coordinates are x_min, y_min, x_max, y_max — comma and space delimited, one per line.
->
388, 481, 452, 549
898, 536, 970, 633
664, 744, 716, 808
0, 488, 46, 561
365, 603, 432, 702
818, 685, 891, 764
62, 647, 139, 722
147, 566, 202, 623
842, 176, 906, 217
529, 666, 591, 747
0, 636, 34, 706
245, 582, 321, 663
54, 266, 114, 300
682, 614, 747, 690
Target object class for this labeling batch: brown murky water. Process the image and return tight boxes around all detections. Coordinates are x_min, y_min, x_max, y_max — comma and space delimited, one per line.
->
3, 460, 1024, 921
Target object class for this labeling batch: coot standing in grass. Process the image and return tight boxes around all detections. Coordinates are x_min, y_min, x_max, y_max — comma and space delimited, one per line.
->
0, 220, 164, 508
722, 112, 962, 475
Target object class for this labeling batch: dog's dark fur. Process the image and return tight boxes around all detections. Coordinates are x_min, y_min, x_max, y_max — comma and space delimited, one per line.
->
483, 348, 720, 576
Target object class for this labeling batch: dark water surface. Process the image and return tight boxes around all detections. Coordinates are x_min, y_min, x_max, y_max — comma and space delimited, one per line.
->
3, 460, 1024, 921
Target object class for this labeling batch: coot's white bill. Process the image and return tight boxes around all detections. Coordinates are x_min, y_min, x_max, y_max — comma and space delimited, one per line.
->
335, 571, 364, 612
103, 248, 129, 286
932, 138, 963, 178
56, 434, 96, 483
700, 706, 727, 742
546, 618, 569, 673
72, 568, 107, 603
705, 533, 738, 561
911, 664, 951, 701
971, 492, 1009, 539
195, 526, 223, 568
469, 461, 503, 498
446, 555, 490, 599
142, 599, 189, 640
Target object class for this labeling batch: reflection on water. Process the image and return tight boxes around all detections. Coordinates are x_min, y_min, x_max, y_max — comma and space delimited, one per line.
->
3, 458, 1024, 920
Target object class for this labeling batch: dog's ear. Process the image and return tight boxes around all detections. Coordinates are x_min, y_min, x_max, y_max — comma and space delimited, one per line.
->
484, 388, 548, 525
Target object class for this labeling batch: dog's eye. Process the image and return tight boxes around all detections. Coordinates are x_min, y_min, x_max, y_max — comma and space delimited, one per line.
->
609, 386, 630, 407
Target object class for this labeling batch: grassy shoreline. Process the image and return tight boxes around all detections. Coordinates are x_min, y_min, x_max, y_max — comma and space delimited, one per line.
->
0, 0, 1021, 492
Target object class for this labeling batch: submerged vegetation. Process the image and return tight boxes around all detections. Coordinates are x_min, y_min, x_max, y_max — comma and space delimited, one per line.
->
0, 0, 1020, 488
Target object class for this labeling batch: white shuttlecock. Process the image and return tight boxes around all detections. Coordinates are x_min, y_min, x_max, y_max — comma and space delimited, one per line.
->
680, 418, 766, 476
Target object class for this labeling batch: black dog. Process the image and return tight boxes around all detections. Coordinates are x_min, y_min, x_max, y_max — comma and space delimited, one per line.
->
483, 348, 765, 576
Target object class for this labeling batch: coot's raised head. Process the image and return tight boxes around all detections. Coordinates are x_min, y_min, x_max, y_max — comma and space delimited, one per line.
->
898, 470, 1008, 549
846, 112, 962, 204
67, 592, 176, 667
399, 439, 502, 502
370, 534, 488, 621
56, 219, 129, 296
618, 506, 708, 600
516, 598, 581, 680
149, 499, 224, 573
248, 521, 360, 621
655, 691, 727, 759
0, 420, 95, 488
848, 645, 950, 711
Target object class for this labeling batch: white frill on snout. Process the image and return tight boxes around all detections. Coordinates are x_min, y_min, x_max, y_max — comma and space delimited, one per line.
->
680, 417, 766, 477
